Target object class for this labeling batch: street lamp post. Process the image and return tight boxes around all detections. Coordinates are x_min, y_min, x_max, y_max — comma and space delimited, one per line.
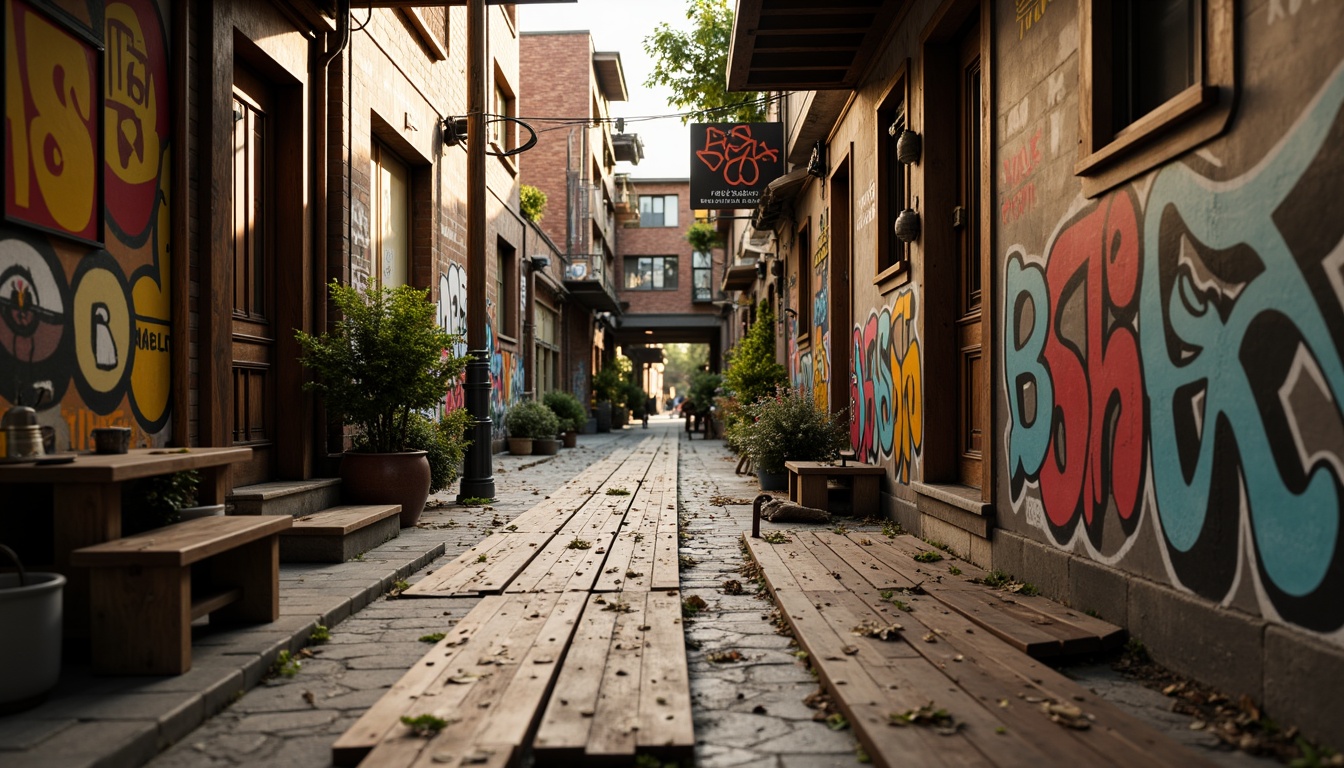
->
458, 0, 495, 502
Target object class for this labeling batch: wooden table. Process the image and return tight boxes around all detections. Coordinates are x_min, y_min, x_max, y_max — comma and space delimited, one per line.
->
785, 460, 884, 515
0, 446, 252, 637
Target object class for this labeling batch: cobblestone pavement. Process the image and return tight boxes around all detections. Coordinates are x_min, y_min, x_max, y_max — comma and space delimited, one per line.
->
143, 418, 1278, 768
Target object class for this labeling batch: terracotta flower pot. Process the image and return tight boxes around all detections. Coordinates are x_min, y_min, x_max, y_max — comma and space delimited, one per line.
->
562, 431, 578, 448
340, 451, 431, 527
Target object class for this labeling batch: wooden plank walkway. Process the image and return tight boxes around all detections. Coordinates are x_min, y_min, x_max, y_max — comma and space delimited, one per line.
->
745, 532, 1216, 768
336, 432, 692, 766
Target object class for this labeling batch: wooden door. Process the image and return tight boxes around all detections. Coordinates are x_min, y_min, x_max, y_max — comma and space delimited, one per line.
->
230, 68, 275, 486
955, 19, 985, 489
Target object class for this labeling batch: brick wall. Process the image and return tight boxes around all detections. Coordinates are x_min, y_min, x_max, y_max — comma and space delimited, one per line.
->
617, 180, 722, 318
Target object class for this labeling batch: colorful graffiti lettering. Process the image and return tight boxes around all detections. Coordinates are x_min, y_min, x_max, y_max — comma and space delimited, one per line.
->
1003, 60, 1344, 632
1, 0, 172, 447
5, 0, 100, 242
812, 219, 830, 410
436, 263, 468, 412
694, 125, 780, 188
1015, 0, 1051, 38
851, 292, 923, 481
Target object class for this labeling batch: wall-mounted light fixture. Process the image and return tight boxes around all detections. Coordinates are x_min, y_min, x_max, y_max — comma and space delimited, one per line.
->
894, 196, 922, 244
527, 255, 551, 271
755, 260, 768, 280
442, 116, 469, 146
806, 140, 827, 178
895, 129, 922, 165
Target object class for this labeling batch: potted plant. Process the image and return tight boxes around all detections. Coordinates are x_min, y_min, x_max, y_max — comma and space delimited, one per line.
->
121, 470, 209, 535
0, 544, 64, 711
736, 387, 847, 490
296, 281, 466, 527
623, 378, 647, 428
687, 370, 723, 436
543, 391, 586, 448
406, 409, 474, 497
591, 365, 622, 432
724, 301, 788, 409
505, 400, 558, 455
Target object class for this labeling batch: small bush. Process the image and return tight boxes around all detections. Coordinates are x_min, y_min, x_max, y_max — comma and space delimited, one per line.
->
735, 387, 847, 474
401, 409, 473, 493
505, 400, 560, 439
543, 390, 587, 433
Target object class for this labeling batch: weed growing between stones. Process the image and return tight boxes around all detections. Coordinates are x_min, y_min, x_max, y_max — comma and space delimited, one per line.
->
400, 714, 448, 736
913, 550, 943, 563
419, 633, 446, 643
309, 624, 330, 644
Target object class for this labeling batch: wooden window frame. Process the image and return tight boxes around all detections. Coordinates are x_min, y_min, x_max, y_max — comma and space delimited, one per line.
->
1076, 0, 1235, 197
622, 255, 679, 291
875, 60, 912, 293
491, 64, 518, 174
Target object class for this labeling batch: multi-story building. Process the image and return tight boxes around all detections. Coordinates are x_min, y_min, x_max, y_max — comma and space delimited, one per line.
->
0, 1, 556, 482
520, 30, 643, 407
725, 0, 1344, 744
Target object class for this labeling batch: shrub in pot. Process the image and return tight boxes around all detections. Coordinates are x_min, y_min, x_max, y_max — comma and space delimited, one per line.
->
121, 470, 201, 535
737, 387, 847, 490
591, 365, 622, 432
296, 281, 466, 527
543, 391, 586, 447
505, 400, 559, 455
724, 301, 787, 409
403, 409, 473, 495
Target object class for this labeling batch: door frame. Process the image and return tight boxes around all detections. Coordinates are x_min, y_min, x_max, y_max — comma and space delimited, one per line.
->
919, 0, 993, 500
203, 16, 311, 480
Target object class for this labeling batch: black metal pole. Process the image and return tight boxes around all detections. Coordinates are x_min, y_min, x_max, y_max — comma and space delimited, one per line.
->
458, 0, 495, 502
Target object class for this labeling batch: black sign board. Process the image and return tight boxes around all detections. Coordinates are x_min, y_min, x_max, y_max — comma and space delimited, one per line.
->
689, 122, 785, 210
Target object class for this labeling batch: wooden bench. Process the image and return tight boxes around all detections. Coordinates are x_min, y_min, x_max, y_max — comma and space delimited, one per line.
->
280, 504, 401, 563
785, 460, 884, 515
744, 532, 1212, 768
70, 514, 292, 675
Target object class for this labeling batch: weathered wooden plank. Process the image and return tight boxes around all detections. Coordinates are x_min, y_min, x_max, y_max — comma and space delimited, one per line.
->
811, 589, 1059, 768
533, 595, 620, 759
403, 532, 551, 597
508, 532, 615, 594
636, 591, 694, 756
584, 593, 648, 759
872, 585, 1211, 768
650, 529, 680, 592
764, 533, 852, 591
331, 595, 510, 766
812, 531, 920, 591
361, 593, 565, 768
796, 531, 891, 590
768, 588, 987, 768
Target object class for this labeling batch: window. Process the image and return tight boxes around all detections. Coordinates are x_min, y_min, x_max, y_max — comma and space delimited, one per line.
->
535, 302, 559, 395
692, 251, 712, 302
623, 256, 678, 290
371, 141, 409, 288
491, 67, 516, 153
496, 238, 517, 337
876, 65, 910, 287
638, 195, 678, 228
1077, 0, 1234, 196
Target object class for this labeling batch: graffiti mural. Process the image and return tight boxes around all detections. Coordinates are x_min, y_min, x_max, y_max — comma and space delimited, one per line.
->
811, 216, 830, 411
436, 263, 467, 412
1, 0, 173, 452
1003, 60, 1344, 633
851, 291, 923, 481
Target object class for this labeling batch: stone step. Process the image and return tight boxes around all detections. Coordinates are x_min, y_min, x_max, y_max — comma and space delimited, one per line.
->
228, 478, 342, 517
279, 504, 401, 563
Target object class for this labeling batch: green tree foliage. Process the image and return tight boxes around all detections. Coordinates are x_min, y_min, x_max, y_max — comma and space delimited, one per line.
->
662, 343, 709, 397
644, 0, 766, 124
724, 301, 787, 407
520, 184, 547, 223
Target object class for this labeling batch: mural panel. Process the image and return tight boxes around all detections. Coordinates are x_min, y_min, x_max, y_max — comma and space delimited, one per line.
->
1, 0, 172, 451
1003, 61, 1344, 634
851, 291, 923, 481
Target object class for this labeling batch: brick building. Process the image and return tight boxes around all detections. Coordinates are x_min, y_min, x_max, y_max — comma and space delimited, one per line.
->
723, 0, 1344, 743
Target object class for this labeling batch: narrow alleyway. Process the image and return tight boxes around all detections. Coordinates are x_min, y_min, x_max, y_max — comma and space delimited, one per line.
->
132, 419, 1274, 768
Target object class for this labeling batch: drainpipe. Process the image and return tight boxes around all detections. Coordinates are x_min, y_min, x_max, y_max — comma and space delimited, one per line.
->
313, 0, 350, 467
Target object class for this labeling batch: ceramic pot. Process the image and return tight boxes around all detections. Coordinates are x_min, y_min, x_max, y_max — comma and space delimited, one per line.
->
0, 571, 64, 710
757, 467, 788, 491
507, 437, 534, 456
340, 451, 431, 527
533, 437, 559, 455
562, 431, 578, 448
